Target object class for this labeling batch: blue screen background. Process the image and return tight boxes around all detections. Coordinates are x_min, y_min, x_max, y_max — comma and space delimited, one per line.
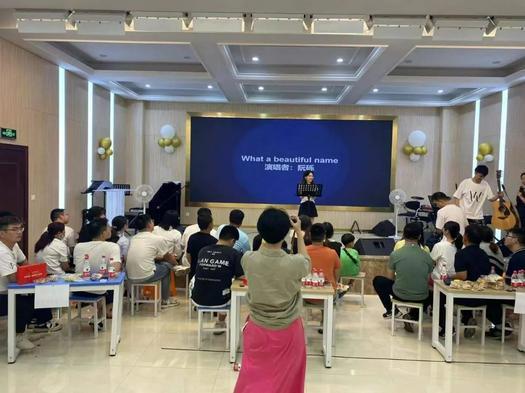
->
189, 116, 393, 208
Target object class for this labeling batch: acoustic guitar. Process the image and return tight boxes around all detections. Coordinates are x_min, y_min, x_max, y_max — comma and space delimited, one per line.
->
491, 170, 518, 230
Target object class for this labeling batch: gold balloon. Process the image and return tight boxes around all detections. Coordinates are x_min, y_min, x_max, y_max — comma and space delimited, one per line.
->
420, 146, 428, 155
99, 153, 108, 160
478, 143, 492, 155
164, 138, 172, 146
476, 154, 484, 161
171, 137, 182, 148
158, 138, 166, 147
413, 146, 423, 155
100, 137, 112, 149
402, 145, 414, 155
106, 149, 113, 157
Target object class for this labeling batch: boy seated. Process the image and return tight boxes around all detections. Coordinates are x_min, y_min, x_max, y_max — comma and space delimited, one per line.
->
339, 233, 361, 278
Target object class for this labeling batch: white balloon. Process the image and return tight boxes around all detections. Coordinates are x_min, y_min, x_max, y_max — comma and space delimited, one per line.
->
408, 130, 426, 147
97, 147, 106, 155
484, 154, 494, 162
160, 124, 176, 139
409, 153, 421, 162
164, 145, 175, 154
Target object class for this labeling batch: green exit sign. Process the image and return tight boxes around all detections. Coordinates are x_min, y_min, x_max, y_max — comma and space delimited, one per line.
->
0, 128, 17, 140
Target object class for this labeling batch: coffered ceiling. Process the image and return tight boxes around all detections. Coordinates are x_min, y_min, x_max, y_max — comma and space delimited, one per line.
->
1, 1, 525, 106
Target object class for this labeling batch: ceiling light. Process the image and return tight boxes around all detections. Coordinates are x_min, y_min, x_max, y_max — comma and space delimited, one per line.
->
372, 88, 379, 93
437, 89, 444, 94
131, 12, 186, 32
258, 86, 264, 91
252, 15, 307, 34
207, 85, 213, 89
71, 12, 127, 35
15, 10, 71, 33
252, 56, 259, 62
321, 87, 328, 92
432, 18, 486, 41
312, 17, 368, 35
336, 58, 344, 63
145, 84, 151, 88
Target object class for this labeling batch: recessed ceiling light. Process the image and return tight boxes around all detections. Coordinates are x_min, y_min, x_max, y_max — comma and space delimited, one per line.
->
145, 84, 151, 88
258, 86, 264, 91
99, 54, 107, 58
336, 57, 344, 63
252, 56, 259, 62
492, 60, 501, 65
372, 88, 379, 93
437, 89, 444, 94
321, 87, 328, 92
207, 85, 213, 89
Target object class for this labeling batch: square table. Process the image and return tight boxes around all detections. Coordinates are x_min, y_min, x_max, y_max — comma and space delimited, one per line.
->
7, 272, 125, 363
229, 280, 335, 368
432, 280, 525, 362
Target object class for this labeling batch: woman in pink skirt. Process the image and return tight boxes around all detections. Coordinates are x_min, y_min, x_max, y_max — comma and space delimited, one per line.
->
234, 208, 311, 393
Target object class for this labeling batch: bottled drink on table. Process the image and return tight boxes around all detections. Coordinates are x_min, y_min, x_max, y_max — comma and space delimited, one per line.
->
82, 254, 91, 278
511, 271, 519, 288
318, 269, 325, 286
99, 255, 107, 275
490, 266, 496, 275
312, 269, 319, 287
519, 270, 525, 287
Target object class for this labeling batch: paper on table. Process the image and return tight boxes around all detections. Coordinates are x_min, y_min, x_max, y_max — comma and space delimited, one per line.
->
514, 292, 525, 314
35, 283, 70, 309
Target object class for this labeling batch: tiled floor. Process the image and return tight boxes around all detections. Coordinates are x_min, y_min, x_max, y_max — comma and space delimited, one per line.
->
1, 294, 524, 392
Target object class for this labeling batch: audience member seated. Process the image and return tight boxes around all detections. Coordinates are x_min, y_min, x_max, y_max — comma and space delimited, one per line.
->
187, 214, 218, 280
153, 210, 183, 259
430, 221, 462, 281
78, 206, 106, 243
191, 225, 244, 331
339, 233, 361, 278
46, 208, 77, 255
291, 215, 312, 254
306, 224, 341, 290
431, 192, 468, 235
181, 208, 218, 266
394, 223, 430, 252
437, 224, 491, 337
74, 218, 122, 317
218, 209, 250, 254
35, 222, 70, 275
479, 225, 505, 274
126, 214, 179, 308
373, 222, 433, 331
253, 234, 289, 253
110, 216, 130, 263
486, 228, 525, 338
234, 209, 310, 392
0, 215, 60, 350
323, 222, 342, 256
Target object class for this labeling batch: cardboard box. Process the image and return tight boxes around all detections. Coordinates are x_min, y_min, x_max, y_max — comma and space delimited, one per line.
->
16, 263, 47, 285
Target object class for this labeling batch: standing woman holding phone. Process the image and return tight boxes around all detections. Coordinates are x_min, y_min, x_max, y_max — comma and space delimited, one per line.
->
298, 170, 318, 219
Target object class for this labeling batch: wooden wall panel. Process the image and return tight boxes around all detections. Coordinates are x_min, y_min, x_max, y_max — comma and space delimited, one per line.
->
456, 103, 476, 184
506, 83, 525, 201
478, 93, 502, 196
92, 85, 110, 182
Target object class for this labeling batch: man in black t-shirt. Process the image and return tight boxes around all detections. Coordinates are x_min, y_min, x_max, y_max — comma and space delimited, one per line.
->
187, 214, 217, 279
191, 225, 244, 307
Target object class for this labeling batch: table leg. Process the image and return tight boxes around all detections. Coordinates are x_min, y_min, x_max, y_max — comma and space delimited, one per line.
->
117, 282, 124, 340
325, 296, 333, 368
229, 293, 238, 363
518, 313, 525, 352
110, 284, 122, 356
7, 291, 20, 364
444, 293, 454, 362
431, 283, 440, 348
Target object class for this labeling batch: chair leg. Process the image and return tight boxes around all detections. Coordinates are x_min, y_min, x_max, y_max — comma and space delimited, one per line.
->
391, 302, 396, 336
102, 298, 107, 331
502, 307, 506, 344
67, 303, 72, 338
131, 285, 135, 316
197, 311, 202, 350
93, 302, 98, 338
360, 279, 365, 307
225, 311, 230, 350
418, 307, 423, 341
481, 309, 486, 346
154, 282, 158, 317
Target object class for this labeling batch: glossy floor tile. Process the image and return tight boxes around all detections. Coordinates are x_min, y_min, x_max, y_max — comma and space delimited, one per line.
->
0, 294, 524, 392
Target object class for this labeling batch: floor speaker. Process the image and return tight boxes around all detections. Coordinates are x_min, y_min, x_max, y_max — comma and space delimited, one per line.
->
354, 238, 395, 256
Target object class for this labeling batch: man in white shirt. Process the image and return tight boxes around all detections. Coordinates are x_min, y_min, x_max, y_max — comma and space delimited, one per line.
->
431, 192, 469, 235
181, 208, 218, 266
46, 208, 76, 255
0, 215, 58, 350
453, 165, 502, 225
126, 214, 180, 308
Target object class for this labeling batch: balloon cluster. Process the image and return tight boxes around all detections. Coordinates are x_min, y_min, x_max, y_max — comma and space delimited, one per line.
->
476, 143, 494, 163
157, 124, 182, 154
97, 137, 113, 160
402, 130, 428, 162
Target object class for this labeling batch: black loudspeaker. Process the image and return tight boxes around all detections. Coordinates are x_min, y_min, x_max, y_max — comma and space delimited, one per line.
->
354, 238, 395, 256
371, 220, 396, 237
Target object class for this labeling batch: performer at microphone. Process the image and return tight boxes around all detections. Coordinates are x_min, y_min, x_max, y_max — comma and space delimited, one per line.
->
298, 170, 318, 219
517, 172, 525, 228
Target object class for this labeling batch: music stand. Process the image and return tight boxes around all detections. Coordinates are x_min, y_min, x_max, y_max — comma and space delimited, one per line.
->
296, 183, 323, 199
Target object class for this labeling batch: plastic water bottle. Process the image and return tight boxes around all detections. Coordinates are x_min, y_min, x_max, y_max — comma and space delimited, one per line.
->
490, 266, 496, 275
82, 254, 91, 278
511, 271, 519, 288
439, 263, 448, 281
318, 270, 325, 286
519, 270, 525, 287
99, 256, 107, 275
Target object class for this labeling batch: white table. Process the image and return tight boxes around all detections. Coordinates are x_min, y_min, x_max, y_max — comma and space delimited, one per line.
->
229, 280, 335, 368
432, 280, 525, 362
7, 273, 125, 363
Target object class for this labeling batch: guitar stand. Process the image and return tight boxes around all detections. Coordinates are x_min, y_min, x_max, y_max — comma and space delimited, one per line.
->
350, 220, 361, 234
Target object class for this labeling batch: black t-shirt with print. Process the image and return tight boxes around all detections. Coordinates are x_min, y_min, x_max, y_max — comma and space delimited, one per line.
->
191, 244, 244, 306
187, 232, 217, 278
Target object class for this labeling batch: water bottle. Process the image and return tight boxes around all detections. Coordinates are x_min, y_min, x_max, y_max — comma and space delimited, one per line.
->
519, 270, 525, 287
312, 269, 320, 287
511, 271, 519, 288
99, 255, 107, 275
439, 263, 448, 281
318, 269, 325, 286
490, 266, 496, 275
82, 254, 91, 278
